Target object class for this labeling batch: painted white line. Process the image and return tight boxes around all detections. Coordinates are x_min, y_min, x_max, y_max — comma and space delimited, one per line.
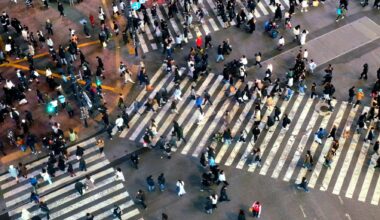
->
283, 109, 319, 182
136, 78, 190, 144
136, 32, 149, 53
332, 117, 371, 194
120, 73, 172, 138
345, 130, 372, 198
324, 106, 370, 192
358, 152, 379, 202
156, 74, 217, 144
205, 0, 225, 27
187, 81, 242, 156
178, 75, 223, 134
208, 18, 219, 32
198, 83, 243, 159
10, 168, 115, 217
257, 1, 270, 15
137, 12, 154, 40
2, 146, 100, 196
299, 205, 307, 218
55, 191, 130, 220
295, 103, 347, 184
310, 106, 360, 189
48, 183, 125, 219
128, 78, 179, 141
338, 195, 344, 205
223, 89, 258, 166
241, 96, 289, 171
181, 80, 232, 155
271, 97, 313, 179
371, 170, 380, 205
156, 7, 175, 40
215, 82, 254, 163
120, 208, 140, 219
345, 213, 352, 220
94, 200, 134, 220
259, 95, 304, 176
5, 159, 109, 208
1, 138, 97, 187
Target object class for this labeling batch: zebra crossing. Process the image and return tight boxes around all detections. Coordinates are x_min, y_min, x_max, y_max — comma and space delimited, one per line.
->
136, 0, 323, 53
121, 66, 380, 206
0, 138, 142, 220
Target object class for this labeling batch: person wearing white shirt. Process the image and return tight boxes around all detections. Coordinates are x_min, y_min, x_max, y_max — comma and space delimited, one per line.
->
115, 168, 125, 181
278, 36, 285, 50
303, 49, 309, 61
173, 86, 182, 101
115, 115, 124, 132
217, 170, 227, 185
308, 59, 317, 73
176, 180, 186, 196
40, 168, 52, 185
240, 55, 248, 66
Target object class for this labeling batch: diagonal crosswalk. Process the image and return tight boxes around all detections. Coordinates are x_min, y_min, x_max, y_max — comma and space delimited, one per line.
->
122, 66, 380, 206
132, 0, 325, 53
0, 139, 141, 220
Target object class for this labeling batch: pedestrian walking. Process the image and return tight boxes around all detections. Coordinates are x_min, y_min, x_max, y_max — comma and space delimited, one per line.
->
67, 162, 76, 177
254, 52, 262, 68
354, 88, 364, 108
96, 138, 105, 154
314, 128, 326, 145
366, 127, 375, 143
238, 209, 246, 220
348, 86, 355, 104
250, 201, 262, 218
300, 29, 309, 45
113, 204, 122, 219
40, 168, 53, 185
79, 157, 87, 172
136, 190, 147, 209
373, 141, 379, 155
176, 179, 186, 196
328, 125, 337, 140
21, 209, 32, 220
18, 162, 28, 179
58, 1, 65, 17
115, 168, 125, 181
115, 115, 124, 132
219, 185, 231, 202
205, 196, 213, 214
30, 191, 40, 203
146, 175, 155, 192
282, 114, 291, 130
303, 150, 313, 171
210, 194, 218, 209
85, 175, 95, 190
359, 63, 369, 80
296, 177, 310, 192
39, 201, 50, 219
274, 106, 281, 121
158, 173, 166, 191
86, 213, 94, 219
173, 121, 186, 142
75, 180, 86, 195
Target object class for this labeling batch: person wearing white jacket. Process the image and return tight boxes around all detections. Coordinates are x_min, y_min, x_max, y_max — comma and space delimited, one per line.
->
300, 29, 309, 45
176, 180, 186, 196
115, 168, 125, 181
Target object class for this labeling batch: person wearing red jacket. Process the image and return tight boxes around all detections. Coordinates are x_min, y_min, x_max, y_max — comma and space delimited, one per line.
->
196, 36, 202, 49
251, 201, 262, 218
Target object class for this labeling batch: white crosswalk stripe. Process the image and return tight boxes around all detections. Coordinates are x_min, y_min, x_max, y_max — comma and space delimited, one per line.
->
131, 0, 319, 53
117, 66, 380, 206
1, 141, 140, 219
271, 97, 314, 179
259, 95, 304, 175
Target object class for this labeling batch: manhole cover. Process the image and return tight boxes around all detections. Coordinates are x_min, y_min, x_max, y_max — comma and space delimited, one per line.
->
320, 105, 329, 112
